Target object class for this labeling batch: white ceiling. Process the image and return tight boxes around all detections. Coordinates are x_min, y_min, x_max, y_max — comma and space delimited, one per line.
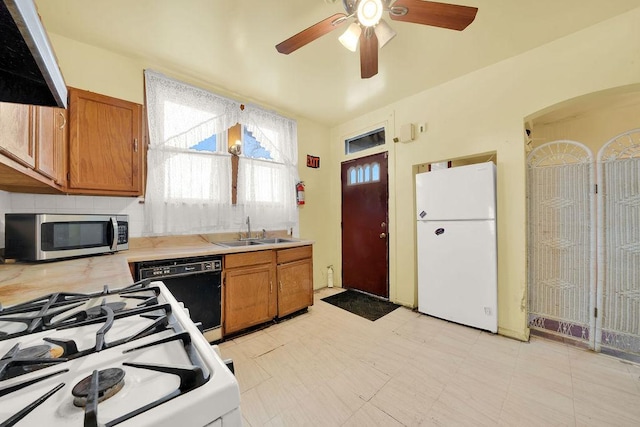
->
35, 0, 640, 126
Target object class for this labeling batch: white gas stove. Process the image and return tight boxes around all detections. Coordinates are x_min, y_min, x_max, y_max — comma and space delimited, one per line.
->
0, 280, 241, 426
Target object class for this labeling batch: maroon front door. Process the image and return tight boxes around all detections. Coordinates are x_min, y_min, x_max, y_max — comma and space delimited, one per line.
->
341, 152, 389, 297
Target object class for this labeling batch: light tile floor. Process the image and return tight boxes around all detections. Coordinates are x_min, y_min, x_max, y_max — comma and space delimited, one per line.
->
219, 288, 640, 426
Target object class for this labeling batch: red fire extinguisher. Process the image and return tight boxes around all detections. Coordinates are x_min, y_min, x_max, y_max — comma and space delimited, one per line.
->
296, 181, 305, 206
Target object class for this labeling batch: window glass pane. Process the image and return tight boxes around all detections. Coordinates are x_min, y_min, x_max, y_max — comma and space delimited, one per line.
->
357, 166, 364, 183
241, 161, 280, 203
163, 101, 215, 146
372, 162, 380, 181
189, 134, 218, 152
243, 127, 273, 160
364, 165, 371, 182
345, 127, 385, 155
349, 167, 356, 185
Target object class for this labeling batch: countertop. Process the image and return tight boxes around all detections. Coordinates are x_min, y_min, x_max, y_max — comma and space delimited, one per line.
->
0, 234, 313, 307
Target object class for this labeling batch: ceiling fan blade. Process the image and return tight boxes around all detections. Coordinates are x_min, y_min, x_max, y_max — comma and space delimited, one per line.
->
360, 30, 378, 79
276, 13, 348, 54
389, 0, 478, 31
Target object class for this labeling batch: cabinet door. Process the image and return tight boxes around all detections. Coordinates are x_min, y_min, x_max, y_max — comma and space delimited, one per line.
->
0, 102, 34, 168
35, 106, 67, 183
68, 88, 142, 195
277, 258, 313, 317
224, 263, 276, 334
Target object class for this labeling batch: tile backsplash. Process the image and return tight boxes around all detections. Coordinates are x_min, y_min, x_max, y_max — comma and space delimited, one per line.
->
0, 191, 145, 248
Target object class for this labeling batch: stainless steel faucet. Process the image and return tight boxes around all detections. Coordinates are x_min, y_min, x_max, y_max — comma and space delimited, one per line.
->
246, 216, 251, 239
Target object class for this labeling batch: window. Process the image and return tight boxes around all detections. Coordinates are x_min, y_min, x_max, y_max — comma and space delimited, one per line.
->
190, 134, 221, 152
347, 162, 381, 186
243, 127, 272, 160
345, 127, 385, 154
238, 118, 298, 228
144, 70, 299, 235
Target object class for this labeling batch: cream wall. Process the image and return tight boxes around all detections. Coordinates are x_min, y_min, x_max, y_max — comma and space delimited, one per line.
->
297, 118, 333, 288
530, 95, 640, 155
325, 7, 640, 341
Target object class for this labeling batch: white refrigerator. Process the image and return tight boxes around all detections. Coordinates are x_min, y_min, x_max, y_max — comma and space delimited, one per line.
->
416, 162, 498, 333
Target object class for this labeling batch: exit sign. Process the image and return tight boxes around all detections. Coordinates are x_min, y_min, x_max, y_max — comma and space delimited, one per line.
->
306, 155, 320, 168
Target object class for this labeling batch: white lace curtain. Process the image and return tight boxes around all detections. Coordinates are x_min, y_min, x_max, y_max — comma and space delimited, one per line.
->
238, 104, 298, 230
144, 70, 298, 235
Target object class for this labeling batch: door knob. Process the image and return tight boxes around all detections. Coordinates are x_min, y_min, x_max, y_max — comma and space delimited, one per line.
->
381, 222, 386, 229
380, 233, 386, 239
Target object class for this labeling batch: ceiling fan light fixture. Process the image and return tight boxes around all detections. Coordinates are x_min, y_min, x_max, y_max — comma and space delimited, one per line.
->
357, 0, 383, 27
339, 22, 362, 52
375, 19, 396, 48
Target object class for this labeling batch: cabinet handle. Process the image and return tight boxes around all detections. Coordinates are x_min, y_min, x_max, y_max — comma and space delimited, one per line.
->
57, 112, 66, 129
279, 281, 283, 292
270, 281, 273, 293
134, 138, 138, 152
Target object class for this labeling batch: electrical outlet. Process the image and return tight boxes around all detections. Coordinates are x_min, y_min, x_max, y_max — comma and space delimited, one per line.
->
484, 307, 492, 316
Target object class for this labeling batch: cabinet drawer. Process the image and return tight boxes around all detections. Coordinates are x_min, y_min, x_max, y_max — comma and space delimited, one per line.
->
277, 245, 312, 264
225, 250, 274, 269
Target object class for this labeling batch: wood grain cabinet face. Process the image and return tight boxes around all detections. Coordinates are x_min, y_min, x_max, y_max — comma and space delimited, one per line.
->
222, 246, 314, 336
223, 251, 277, 335
68, 87, 143, 195
35, 106, 67, 183
0, 102, 67, 193
277, 258, 313, 317
0, 102, 35, 168
276, 246, 314, 317
224, 263, 277, 334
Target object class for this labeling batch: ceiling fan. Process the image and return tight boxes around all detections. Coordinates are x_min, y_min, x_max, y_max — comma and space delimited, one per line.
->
275, 0, 478, 79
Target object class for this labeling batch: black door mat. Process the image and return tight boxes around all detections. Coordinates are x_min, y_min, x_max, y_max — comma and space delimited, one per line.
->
321, 289, 400, 321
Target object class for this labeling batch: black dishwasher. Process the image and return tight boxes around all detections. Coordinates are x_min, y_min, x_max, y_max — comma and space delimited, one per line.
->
136, 256, 222, 341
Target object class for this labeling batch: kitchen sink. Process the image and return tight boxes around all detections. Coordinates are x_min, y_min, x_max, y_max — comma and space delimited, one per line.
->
215, 240, 265, 247
214, 237, 296, 247
254, 237, 294, 244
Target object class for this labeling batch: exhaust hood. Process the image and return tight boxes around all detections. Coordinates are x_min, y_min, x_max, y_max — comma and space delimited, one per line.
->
0, 0, 67, 108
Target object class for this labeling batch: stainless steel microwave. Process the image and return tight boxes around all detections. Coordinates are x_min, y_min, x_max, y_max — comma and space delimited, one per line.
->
4, 213, 129, 261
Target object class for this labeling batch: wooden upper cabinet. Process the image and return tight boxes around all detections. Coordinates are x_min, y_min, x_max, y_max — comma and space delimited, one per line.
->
35, 106, 67, 184
0, 103, 35, 168
67, 87, 143, 196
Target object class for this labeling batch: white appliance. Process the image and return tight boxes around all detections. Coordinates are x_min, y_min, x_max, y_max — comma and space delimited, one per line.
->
416, 162, 498, 333
0, 281, 241, 426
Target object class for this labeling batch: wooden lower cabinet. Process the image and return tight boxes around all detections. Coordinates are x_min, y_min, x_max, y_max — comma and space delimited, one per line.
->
276, 246, 313, 317
223, 245, 314, 336
223, 251, 277, 335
